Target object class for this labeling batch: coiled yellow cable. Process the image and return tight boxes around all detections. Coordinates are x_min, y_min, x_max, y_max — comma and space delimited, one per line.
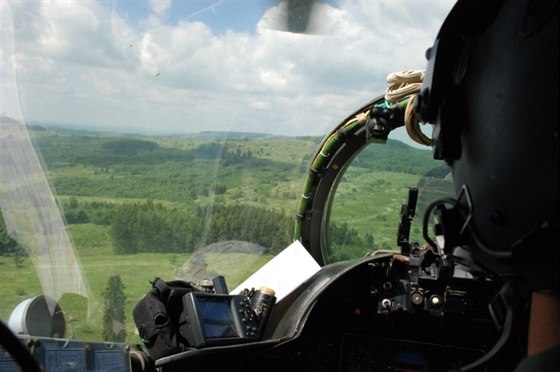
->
385, 70, 433, 147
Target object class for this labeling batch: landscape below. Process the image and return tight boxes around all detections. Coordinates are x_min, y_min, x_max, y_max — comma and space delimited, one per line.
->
0, 125, 450, 343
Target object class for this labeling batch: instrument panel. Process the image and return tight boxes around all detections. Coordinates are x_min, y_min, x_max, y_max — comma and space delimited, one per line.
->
159, 254, 517, 372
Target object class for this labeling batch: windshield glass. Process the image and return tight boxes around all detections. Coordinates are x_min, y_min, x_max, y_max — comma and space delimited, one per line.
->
1, 0, 454, 344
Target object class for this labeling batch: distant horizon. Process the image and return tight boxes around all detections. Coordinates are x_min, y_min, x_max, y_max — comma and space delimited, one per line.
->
26, 120, 305, 138
25, 119, 434, 151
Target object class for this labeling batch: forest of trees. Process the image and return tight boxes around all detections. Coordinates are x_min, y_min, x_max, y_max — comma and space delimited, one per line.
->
63, 199, 294, 255
59, 198, 364, 256
1, 195, 367, 263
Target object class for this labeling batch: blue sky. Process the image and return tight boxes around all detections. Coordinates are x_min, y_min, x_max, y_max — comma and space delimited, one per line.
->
163, 1, 269, 33
111, 1, 340, 34
109, 0, 279, 33
2, 0, 455, 137
106, 0, 339, 34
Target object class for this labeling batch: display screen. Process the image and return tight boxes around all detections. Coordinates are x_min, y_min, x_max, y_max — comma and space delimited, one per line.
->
197, 297, 238, 338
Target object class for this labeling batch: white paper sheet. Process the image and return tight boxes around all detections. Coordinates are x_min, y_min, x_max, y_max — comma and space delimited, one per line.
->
232, 240, 321, 301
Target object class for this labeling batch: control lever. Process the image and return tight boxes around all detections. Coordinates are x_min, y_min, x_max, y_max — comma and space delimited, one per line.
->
397, 187, 418, 256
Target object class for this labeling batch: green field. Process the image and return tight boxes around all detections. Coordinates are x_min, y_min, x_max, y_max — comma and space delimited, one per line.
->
1, 127, 450, 344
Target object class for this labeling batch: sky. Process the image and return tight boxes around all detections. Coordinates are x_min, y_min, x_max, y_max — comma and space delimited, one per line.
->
2, 0, 455, 137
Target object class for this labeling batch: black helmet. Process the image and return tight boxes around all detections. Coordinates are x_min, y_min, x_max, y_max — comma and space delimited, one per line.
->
416, 0, 559, 291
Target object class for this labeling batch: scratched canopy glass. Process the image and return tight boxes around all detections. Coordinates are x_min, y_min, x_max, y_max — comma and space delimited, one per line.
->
0, 0, 454, 345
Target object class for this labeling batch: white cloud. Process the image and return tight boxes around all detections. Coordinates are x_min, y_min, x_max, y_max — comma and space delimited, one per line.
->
10, 1, 137, 69
149, 0, 172, 17
3, 0, 455, 136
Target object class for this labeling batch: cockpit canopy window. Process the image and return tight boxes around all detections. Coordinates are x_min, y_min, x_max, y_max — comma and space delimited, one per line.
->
1, 0, 454, 343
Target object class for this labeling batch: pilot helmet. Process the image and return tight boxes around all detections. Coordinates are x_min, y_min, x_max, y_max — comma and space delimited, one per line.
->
416, 0, 559, 291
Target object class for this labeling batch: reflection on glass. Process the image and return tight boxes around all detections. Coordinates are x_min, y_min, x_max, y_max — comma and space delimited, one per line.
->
199, 299, 237, 338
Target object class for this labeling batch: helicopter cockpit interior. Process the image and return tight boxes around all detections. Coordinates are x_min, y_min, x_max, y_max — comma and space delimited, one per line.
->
2, 0, 557, 371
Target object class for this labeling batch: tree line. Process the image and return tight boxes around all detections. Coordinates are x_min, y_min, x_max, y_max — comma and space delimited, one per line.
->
62, 199, 294, 255
2, 198, 367, 263
110, 202, 294, 255
61, 199, 365, 257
